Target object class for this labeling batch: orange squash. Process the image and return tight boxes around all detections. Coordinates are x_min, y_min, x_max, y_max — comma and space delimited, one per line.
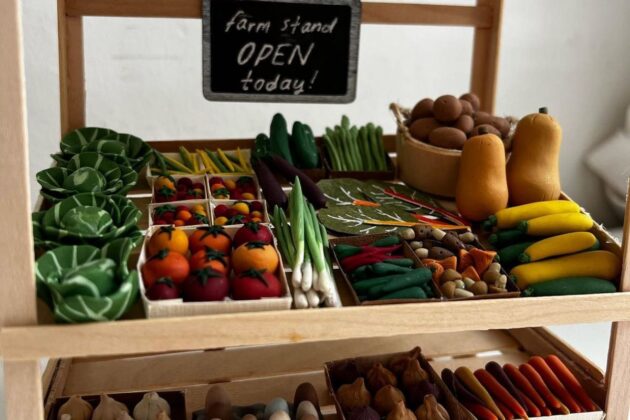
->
232, 241, 279, 274
507, 107, 562, 205
456, 130, 509, 221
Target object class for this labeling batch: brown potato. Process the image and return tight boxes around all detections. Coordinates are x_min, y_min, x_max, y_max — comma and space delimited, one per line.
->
429, 246, 455, 259
460, 99, 473, 116
409, 118, 440, 142
459, 93, 480, 111
453, 114, 474, 135
433, 95, 462, 123
471, 124, 501, 137
410, 98, 434, 121
474, 111, 493, 125
490, 116, 511, 138
428, 127, 467, 150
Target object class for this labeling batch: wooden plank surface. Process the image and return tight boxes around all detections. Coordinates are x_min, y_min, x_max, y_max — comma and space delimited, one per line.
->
470, 0, 502, 113
64, 0, 491, 28
5, 293, 630, 360
62, 330, 518, 395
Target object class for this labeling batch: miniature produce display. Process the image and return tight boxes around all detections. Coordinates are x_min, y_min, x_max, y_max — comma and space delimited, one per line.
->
322, 116, 388, 172
402, 225, 514, 298
197, 382, 321, 420
151, 203, 209, 226
406, 93, 513, 150
327, 347, 454, 420
153, 176, 206, 202
442, 355, 599, 417
141, 224, 284, 302
272, 178, 341, 308
332, 235, 437, 302
35, 238, 139, 323
152, 147, 253, 176
56, 391, 175, 420
209, 176, 259, 200
212, 201, 266, 226
484, 201, 621, 295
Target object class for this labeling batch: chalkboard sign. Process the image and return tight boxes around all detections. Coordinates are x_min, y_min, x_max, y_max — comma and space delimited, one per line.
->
202, 0, 361, 103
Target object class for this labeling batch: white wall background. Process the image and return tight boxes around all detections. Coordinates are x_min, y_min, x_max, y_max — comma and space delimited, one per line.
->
3, 0, 630, 418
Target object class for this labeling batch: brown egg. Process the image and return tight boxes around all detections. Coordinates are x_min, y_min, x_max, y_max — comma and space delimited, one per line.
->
428, 127, 467, 150
409, 118, 440, 142
453, 115, 474, 135
490, 116, 511, 138
433, 95, 462, 123
410, 98, 434, 121
474, 111, 493, 125
460, 99, 473, 116
459, 93, 480, 111
471, 124, 501, 137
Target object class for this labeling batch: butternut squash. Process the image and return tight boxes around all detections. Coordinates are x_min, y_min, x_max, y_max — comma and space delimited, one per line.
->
507, 107, 562, 205
456, 130, 508, 221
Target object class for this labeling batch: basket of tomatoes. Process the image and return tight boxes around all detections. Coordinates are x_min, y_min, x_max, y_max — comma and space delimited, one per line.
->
149, 201, 210, 227
211, 200, 268, 226
137, 223, 292, 318
152, 175, 207, 203
208, 175, 260, 200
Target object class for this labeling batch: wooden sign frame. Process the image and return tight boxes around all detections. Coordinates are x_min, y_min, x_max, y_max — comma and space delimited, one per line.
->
202, 0, 362, 103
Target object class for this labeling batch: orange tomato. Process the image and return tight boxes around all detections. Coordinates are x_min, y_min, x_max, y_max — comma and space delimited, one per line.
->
224, 179, 237, 190
154, 175, 176, 191
188, 225, 232, 254
141, 249, 190, 288
177, 209, 193, 222
232, 241, 279, 274
148, 225, 189, 256
189, 249, 229, 274
173, 219, 185, 227
211, 183, 226, 192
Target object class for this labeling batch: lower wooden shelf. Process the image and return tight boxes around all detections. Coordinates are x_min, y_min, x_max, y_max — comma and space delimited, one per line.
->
41, 328, 607, 419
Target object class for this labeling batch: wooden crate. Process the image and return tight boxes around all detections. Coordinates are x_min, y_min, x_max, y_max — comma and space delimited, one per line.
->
41, 328, 607, 419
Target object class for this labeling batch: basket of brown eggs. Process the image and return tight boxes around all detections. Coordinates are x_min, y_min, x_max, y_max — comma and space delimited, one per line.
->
391, 94, 515, 198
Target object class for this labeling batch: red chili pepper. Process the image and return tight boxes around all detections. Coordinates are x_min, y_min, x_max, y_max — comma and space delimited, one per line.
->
517, 389, 541, 417
496, 401, 514, 420
503, 364, 547, 409
475, 369, 528, 419
341, 253, 402, 272
519, 363, 565, 411
528, 356, 582, 413
545, 355, 598, 412
463, 402, 498, 420
383, 188, 470, 226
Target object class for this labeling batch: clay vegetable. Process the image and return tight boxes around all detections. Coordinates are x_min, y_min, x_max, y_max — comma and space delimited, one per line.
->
337, 378, 371, 413
485, 362, 526, 408
141, 249, 190, 288
507, 107, 562, 205
270, 113, 293, 164
510, 250, 620, 289
411, 98, 434, 120
148, 225, 189, 256
455, 367, 504, 420
545, 355, 598, 411
489, 229, 530, 248
183, 268, 229, 301
474, 369, 527, 419
519, 232, 599, 263
528, 356, 581, 413
93, 394, 129, 420
233, 222, 274, 248
232, 241, 279, 274
462, 402, 498, 420
517, 212, 593, 236
189, 249, 229, 274
266, 155, 327, 209
415, 394, 450, 420
483, 200, 580, 230
232, 269, 282, 300
373, 385, 405, 415
57, 395, 93, 420
497, 242, 534, 269
518, 364, 566, 413
188, 226, 232, 254
367, 363, 398, 391
133, 392, 171, 420
502, 364, 547, 410
145, 278, 181, 300
252, 157, 288, 210
455, 130, 508, 221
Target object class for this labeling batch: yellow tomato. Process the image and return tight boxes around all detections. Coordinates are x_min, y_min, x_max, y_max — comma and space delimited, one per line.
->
215, 216, 228, 226
154, 175, 175, 191
232, 202, 250, 215
224, 179, 237, 190
242, 192, 256, 200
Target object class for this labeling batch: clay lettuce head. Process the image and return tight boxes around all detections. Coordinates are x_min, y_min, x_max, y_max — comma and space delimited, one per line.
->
35, 238, 139, 322
53, 127, 153, 172
32, 192, 142, 249
36, 152, 138, 202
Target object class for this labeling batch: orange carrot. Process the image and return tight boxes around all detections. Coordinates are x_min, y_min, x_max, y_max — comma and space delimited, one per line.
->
475, 369, 528, 419
540, 406, 552, 416
461, 265, 481, 282
496, 401, 514, 420
503, 364, 547, 409
456, 367, 505, 420
463, 402, 499, 420
458, 248, 474, 271
545, 355, 598, 411
517, 390, 541, 417
519, 364, 563, 411
528, 356, 582, 413
469, 248, 497, 274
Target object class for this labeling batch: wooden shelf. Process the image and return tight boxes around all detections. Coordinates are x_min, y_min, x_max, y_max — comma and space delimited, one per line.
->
3, 293, 630, 361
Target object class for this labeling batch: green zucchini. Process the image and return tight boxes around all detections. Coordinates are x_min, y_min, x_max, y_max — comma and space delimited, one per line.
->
522, 277, 617, 297
353, 276, 390, 293
370, 262, 413, 276
378, 287, 427, 300
367, 268, 432, 299
334, 244, 362, 260
489, 229, 530, 248
497, 242, 535, 268
291, 121, 319, 169
372, 236, 401, 247
270, 113, 293, 164
384, 258, 414, 268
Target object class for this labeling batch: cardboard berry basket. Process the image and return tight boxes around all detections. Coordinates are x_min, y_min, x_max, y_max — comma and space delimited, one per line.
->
210, 199, 270, 227
147, 199, 211, 228
150, 174, 209, 204
207, 173, 262, 201
48, 390, 187, 420
330, 233, 443, 305
324, 347, 473, 420
137, 225, 292, 318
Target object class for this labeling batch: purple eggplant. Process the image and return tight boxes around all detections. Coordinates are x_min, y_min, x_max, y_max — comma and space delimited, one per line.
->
266, 154, 327, 209
252, 157, 287, 210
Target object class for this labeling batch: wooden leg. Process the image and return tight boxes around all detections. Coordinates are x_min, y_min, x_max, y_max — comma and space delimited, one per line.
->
3, 361, 44, 419
605, 321, 630, 419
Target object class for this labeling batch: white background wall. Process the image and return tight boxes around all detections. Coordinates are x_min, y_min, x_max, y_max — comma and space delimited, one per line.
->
3, 0, 630, 418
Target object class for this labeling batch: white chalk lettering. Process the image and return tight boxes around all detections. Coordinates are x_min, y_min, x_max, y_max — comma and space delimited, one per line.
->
237, 42, 315, 66
289, 42, 314, 66
225, 10, 270, 33
236, 42, 256, 65
240, 70, 306, 95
